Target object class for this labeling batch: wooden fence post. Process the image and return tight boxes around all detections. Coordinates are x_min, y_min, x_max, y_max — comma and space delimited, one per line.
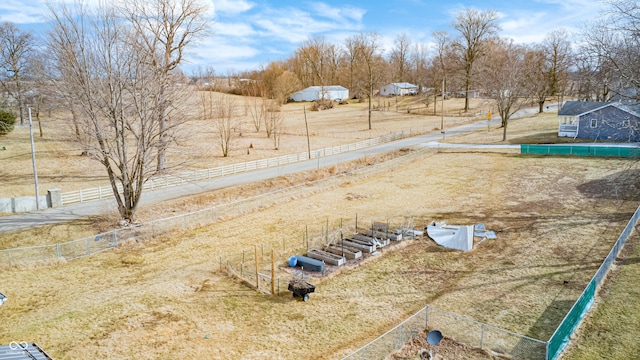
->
271, 249, 275, 295
255, 245, 259, 289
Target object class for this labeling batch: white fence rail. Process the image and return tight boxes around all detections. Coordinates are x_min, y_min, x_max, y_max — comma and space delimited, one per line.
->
59, 131, 410, 206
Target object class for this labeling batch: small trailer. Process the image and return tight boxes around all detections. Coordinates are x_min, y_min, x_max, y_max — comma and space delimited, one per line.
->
288, 279, 315, 302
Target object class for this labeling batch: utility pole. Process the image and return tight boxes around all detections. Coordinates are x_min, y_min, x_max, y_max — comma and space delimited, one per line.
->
440, 79, 445, 130
28, 106, 40, 210
304, 105, 311, 160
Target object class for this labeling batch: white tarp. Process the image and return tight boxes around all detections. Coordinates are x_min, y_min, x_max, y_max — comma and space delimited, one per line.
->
474, 223, 497, 239
426, 221, 474, 251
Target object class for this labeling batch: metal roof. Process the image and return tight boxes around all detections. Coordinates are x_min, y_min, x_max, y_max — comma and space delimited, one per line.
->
301, 85, 348, 92
0, 292, 6, 305
0, 343, 53, 360
388, 82, 418, 88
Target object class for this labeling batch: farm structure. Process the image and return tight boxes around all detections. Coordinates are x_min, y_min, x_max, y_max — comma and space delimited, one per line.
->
380, 82, 419, 96
558, 100, 640, 141
289, 85, 349, 102
226, 218, 421, 296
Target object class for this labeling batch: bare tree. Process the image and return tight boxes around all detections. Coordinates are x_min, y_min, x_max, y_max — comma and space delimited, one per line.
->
389, 33, 411, 82
195, 65, 216, 120
410, 42, 430, 91
121, 0, 209, 172
294, 36, 332, 87
0, 22, 35, 125
452, 8, 500, 111
343, 36, 362, 98
348, 32, 384, 130
481, 39, 530, 141
23, 51, 49, 137
245, 82, 268, 132
582, 0, 640, 102
542, 29, 573, 105
523, 45, 550, 113
47, 2, 188, 224
432, 31, 452, 98
265, 104, 283, 149
211, 93, 237, 157
272, 70, 301, 105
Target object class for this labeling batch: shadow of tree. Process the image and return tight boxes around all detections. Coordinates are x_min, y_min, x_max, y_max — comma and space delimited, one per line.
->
577, 169, 640, 201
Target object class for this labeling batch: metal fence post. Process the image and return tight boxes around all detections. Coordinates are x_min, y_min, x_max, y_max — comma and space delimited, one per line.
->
480, 324, 485, 349
56, 243, 61, 258
546, 340, 549, 360
425, 305, 429, 329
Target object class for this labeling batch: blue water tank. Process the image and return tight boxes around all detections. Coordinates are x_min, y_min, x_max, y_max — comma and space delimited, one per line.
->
288, 256, 297, 267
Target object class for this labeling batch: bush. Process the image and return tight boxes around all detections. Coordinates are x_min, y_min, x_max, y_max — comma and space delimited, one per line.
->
0, 109, 17, 135
311, 99, 334, 111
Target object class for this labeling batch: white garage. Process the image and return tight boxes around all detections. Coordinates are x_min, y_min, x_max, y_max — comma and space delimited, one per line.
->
290, 85, 349, 102
380, 82, 418, 96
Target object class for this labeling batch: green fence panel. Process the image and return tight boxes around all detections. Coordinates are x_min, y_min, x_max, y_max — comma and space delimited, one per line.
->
547, 279, 596, 360
521, 145, 640, 158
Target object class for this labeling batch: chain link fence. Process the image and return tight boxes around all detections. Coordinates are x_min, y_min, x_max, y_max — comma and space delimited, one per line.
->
342, 202, 640, 360
547, 203, 640, 360
343, 306, 427, 360
342, 305, 547, 360
425, 306, 547, 359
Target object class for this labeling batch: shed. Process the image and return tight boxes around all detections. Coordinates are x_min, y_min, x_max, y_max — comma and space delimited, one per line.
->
558, 101, 640, 141
380, 82, 418, 96
290, 86, 349, 102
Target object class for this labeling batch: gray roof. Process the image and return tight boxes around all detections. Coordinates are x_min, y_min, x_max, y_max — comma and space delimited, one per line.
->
0, 343, 53, 360
558, 101, 610, 116
559, 100, 640, 118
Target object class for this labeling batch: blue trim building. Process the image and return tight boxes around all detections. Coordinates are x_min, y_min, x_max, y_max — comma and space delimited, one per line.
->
558, 101, 640, 142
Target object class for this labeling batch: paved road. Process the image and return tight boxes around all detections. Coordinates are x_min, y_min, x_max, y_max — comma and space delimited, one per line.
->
0, 107, 547, 233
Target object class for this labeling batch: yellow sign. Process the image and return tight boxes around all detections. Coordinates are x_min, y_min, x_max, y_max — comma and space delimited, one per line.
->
487, 110, 492, 120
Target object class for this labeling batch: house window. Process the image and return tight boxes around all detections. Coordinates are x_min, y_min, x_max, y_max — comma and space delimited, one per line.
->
590, 119, 597, 128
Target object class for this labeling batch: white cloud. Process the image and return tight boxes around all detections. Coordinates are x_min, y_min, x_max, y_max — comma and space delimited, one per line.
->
0, 0, 47, 23
213, 0, 254, 16
252, 3, 364, 44
213, 21, 255, 38
309, 3, 366, 25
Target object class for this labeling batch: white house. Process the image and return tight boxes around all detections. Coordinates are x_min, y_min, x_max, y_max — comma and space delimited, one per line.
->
380, 82, 419, 96
290, 85, 349, 102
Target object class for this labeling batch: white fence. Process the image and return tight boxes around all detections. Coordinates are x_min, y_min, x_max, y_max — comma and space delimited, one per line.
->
59, 131, 413, 205
0, 148, 433, 269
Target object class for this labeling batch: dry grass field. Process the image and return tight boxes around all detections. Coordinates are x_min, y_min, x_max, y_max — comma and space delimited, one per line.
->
0, 94, 638, 359
0, 93, 479, 198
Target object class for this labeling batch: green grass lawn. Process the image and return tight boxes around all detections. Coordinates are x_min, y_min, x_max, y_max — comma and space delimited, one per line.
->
563, 228, 640, 360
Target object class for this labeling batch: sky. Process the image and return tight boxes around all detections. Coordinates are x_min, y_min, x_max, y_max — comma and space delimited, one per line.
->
0, 0, 606, 75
